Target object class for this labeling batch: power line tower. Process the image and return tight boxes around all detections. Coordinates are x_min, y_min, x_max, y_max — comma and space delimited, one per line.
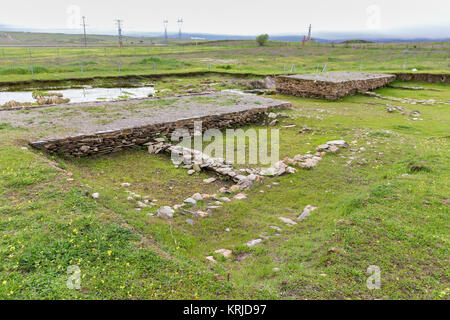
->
81, 16, 88, 47
177, 17, 183, 39
307, 24, 312, 42
115, 19, 124, 47
163, 18, 169, 43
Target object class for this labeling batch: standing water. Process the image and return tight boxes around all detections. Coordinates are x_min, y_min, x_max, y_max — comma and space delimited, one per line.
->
0, 86, 156, 105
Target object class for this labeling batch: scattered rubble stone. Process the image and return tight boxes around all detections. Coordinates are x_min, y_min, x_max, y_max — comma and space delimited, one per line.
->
229, 185, 241, 192
2, 100, 21, 109
279, 217, 297, 225
410, 110, 421, 118
157, 206, 174, 219
137, 201, 148, 208
201, 194, 215, 200
233, 193, 247, 200
298, 205, 318, 220
192, 193, 203, 201
196, 210, 209, 218
385, 104, 405, 113
298, 125, 312, 133
316, 140, 349, 153
246, 239, 262, 247
215, 249, 233, 258
34, 93, 70, 105
283, 154, 322, 169
184, 198, 197, 206
219, 187, 230, 194
365, 91, 440, 105
270, 226, 283, 232
327, 140, 350, 148
146, 142, 269, 188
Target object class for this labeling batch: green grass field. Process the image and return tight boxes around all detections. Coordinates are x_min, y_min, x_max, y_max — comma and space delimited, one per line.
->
0, 37, 449, 300
0, 38, 448, 83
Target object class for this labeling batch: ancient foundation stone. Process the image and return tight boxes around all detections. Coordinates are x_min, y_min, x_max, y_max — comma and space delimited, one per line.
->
394, 73, 449, 84
29, 93, 291, 157
276, 72, 395, 100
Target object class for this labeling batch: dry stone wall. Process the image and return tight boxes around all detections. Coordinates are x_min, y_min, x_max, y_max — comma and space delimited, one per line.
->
393, 73, 449, 83
275, 73, 395, 100
30, 103, 290, 157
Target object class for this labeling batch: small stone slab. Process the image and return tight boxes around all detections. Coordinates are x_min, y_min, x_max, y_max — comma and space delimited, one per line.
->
246, 239, 263, 247
279, 217, 297, 225
215, 249, 233, 258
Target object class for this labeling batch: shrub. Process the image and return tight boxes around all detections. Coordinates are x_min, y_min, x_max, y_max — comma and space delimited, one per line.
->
0, 66, 49, 75
217, 64, 232, 70
256, 34, 269, 46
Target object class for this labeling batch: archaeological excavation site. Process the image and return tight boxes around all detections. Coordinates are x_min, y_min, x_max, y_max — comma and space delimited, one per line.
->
0, 23, 448, 303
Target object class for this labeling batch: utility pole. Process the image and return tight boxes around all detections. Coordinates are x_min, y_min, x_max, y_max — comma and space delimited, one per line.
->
177, 17, 183, 39
307, 24, 312, 42
163, 19, 169, 43
81, 16, 88, 47
115, 19, 124, 47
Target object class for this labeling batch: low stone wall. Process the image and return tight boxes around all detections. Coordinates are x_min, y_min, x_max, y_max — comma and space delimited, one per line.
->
276, 73, 395, 100
394, 73, 449, 83
30, 103, 290, 157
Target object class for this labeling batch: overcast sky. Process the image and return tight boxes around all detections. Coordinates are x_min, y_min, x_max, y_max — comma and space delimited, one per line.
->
1, 0, 449, 36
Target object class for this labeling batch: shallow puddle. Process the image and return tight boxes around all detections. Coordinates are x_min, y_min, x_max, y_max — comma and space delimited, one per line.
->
0, 86, 156, 105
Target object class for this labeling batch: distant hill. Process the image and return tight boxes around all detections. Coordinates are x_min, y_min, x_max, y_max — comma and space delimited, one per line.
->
341, 40, 374, 44
0, 31, 157, 46
0, 25, 449, 45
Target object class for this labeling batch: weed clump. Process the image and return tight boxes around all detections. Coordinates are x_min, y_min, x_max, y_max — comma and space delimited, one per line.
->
407, 162, 431, 173
217, 65, 232, 70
